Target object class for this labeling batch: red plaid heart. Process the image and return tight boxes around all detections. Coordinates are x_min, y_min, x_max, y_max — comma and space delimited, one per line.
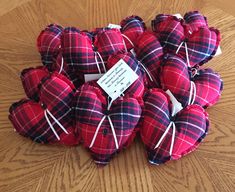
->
120, 15, 146, 50
74, 84, 142, 164
152, 13, 220, 67
62, 27, 125, 74
21, 66, 49, 101
37, 24, 63, 68
159, 54, 223, 108
9, 73, 79, 145
135, 31, 163, 87
140, 88, 209, 164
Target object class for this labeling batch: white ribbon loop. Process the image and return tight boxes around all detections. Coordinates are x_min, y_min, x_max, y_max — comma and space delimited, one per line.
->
58, 56, 64, 74
138, 61, 154, 82
89, 98, 119, 150
121, 34, 135, 52
188, 81, 197, 105
44, 109, 68, 141
94, 51, 107, 74
176, 41, 191, 67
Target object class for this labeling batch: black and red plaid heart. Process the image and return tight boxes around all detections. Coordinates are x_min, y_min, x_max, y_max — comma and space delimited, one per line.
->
140, 88, 209, 164
74, 83, 142, 164
159, 54, 223, 108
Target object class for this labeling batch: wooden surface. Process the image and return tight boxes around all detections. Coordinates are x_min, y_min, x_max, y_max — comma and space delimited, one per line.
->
0, 0, 235, 191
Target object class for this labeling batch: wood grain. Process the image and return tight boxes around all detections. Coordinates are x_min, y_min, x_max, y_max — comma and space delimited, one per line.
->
0, 0, 234, 191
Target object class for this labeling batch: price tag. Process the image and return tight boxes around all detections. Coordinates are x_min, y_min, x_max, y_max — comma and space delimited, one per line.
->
165, 90, 183, 116
108, 23, 121, 29
97, 59, 138, 101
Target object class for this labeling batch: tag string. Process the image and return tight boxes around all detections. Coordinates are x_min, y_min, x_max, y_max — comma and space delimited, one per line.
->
138, 61, 154, 82
44, 109, 68, 140
95, 51, 107, 74
89, 98, 119, 149
176, 41, 191, 67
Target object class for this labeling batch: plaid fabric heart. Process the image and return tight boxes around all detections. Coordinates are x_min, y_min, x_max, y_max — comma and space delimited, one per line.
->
140, 88, 209, 164
135, 32, 163, 87
152, 13, 220, 67
37, 24, 63, 68
159, 54, 223, 108
21, 66, 49, 101
74, 84, 142, 164
120, 15, 146, 50
9, 73, 79, 145
106, 52, 145, 98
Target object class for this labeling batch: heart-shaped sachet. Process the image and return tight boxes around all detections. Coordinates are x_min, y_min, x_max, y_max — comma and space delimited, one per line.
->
9, 72, 79, 145
74, 83, 142, 164
140, 88, 209, 164
159, 54, 223, 108
21, 66, 49, 101
120, 15, 146, 50
152, 12, 220, 67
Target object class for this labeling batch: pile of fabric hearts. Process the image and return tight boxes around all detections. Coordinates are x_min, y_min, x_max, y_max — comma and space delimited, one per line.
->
9, 11, 223, 165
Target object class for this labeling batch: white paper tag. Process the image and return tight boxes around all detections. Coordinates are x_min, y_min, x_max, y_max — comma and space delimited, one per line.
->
97, 59, 138, 101
173, 13, 183, 19
84, 73, 104, 82
214, 45, 222, 57
130, 49, 136, 57
108, 23, 121, 29
165, 90, 183, 116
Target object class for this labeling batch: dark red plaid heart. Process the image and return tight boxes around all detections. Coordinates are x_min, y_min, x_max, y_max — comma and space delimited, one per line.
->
21, 66, 49, 101
159, 54, 223, 108
135, 31, 163, 87
140, 88, 209, 164
37, 24, 63, 68
106, 52, 145, 98
120, 15, 146, 50
152, 13, 220, 67
74, 84, 142, 164
9, 73, 79, 145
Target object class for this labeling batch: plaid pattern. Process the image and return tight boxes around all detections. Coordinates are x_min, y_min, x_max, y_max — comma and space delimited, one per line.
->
184, 11, 208, 33
120, 15, 146, 50
94, 28, 126, 61
74, 84, 142, 164
140, 88, 209, 164
159, 54, 223, 108
135, 32, 163, 88
9, 73, 79, 145
37, 24, 63, 68
21, 66, 49, 101
152, 13, 220, 67
107, 52, 145, 98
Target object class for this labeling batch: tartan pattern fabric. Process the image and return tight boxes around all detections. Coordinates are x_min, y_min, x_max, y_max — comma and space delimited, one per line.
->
159, 54, 223, 108
135, 32, 163, 87
21, 66, 49, 101
37, 24, 63, 68
120, 15, 146, 50
107, 52, 145, 98
140, 88, 209, 164
9, 73, 79, 145
74, 84, 142, 164
151, 12, 220, 67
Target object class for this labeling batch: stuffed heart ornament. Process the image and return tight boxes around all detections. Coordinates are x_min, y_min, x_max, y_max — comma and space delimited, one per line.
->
135, 32, 163, 87
37, 24, 63, 67
152, 13, 220, 67
159, 54, 223, 108
120, 15, 146, 51
140, 88, 209, 164
9, 72, 79, 145
74, 84, 142, 164
21, 66, 49, 101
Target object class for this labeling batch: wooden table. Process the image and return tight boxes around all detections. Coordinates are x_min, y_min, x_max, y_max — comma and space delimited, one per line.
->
0, 0, 234, 191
